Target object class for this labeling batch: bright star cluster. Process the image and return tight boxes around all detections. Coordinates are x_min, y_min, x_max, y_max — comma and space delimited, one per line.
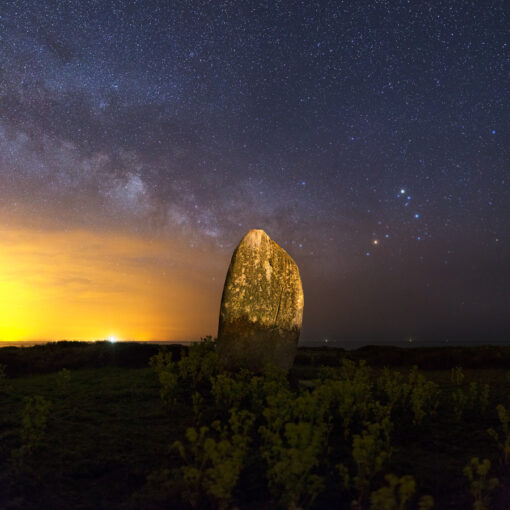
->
0, 0, 508, 342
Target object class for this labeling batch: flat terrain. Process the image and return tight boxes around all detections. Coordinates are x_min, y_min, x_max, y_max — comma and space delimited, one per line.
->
1, 342, 510, 509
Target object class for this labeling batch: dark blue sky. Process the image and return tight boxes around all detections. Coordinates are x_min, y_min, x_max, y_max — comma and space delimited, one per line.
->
0, 0, 508, 342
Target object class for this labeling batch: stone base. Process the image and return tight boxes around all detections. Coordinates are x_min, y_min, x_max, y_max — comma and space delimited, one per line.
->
217, 318, 299, 372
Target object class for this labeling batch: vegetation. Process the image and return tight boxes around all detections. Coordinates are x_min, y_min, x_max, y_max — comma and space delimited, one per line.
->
463, 458, 499, 510
487, 404, 510, 465
0, 340, 509, 509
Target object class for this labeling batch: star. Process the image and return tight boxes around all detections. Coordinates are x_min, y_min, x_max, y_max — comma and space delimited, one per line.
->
0, 0, 506, 345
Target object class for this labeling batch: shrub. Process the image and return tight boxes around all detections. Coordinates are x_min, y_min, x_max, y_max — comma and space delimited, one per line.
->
338, 417, 393, 508
463, 457, 498, 510
370, 474, 415, 510
150, 337, 222, 408
369, 474, 434, 510
260, 420, 327, 509
178, 336, 222, 390
316, 359, 381, 438
191, 392, 204, 424
450, 366, 465, 385
12, 395, 52, 472
210, 370, 254, 414
452, 382, 490, 421
20, 395, 52, 453
375, 367, 439, 426
487, 404, 510, 465
173, 409, 255, 510
149, 349, 179, 406
259, 385, 330, 509
376, 368, 411, 418
407, 367, 439, 425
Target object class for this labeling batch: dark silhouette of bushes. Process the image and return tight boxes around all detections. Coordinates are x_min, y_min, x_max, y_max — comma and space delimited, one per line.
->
298, 345, 510, 370
0, 341, 186, 377
3, 342, 510, 378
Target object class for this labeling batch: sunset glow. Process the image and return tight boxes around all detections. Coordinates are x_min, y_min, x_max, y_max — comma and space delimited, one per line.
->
0, 226, 224, 342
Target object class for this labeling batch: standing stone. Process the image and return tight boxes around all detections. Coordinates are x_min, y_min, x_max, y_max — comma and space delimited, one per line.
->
217, 229, 304, 371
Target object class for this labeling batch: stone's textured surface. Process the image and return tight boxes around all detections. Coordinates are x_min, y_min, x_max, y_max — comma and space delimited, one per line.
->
217, 229, 304, 371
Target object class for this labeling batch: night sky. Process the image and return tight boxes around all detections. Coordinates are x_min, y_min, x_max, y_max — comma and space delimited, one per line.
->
0, 0, 508, 344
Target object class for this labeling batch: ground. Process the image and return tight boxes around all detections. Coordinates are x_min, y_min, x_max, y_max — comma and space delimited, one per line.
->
0, 343, 509, 509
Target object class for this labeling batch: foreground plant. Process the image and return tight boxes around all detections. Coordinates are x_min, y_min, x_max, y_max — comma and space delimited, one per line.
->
173, 408, 255, 509
487, 404, 510, 465
407, 367, 439, 425
11, 395, 52, 472
369, 474, 434, 510
150, 337, 222, 407
316, 359, 382, 438
463, 457, 498, 510
259, 385, 330, 509
376, 368, 411, 418
450, 366, 465, 385
149, 349, 179, 406
338, 417, 393, 508
452, 382, 490, 421
178, 336, 222, 390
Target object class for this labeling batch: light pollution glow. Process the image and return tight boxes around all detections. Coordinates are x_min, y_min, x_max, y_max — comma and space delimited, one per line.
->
0, 226, 225, 342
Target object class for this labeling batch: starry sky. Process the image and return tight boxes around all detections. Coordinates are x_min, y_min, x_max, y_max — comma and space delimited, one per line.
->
0, 0, 508, 343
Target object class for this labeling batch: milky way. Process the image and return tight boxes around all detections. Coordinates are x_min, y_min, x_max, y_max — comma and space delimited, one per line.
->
0, 1, 508, 342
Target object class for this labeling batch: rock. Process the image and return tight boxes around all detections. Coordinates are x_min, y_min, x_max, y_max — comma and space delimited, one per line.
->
217, 229, 304, 371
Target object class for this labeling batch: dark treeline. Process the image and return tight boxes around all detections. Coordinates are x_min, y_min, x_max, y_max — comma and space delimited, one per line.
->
2, 341, 510, 377
0, 341, 182, 377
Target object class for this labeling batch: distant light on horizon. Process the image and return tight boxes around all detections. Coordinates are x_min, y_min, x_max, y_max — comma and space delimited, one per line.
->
109, 335, 118, 343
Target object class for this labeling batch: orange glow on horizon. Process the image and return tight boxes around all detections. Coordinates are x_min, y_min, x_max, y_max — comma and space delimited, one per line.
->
0, 226, 224, 342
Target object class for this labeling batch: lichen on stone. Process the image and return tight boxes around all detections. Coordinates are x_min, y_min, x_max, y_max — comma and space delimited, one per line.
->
217, 229, 304, 371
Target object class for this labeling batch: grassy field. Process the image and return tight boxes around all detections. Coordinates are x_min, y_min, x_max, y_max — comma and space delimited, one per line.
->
1, 342, 510, 509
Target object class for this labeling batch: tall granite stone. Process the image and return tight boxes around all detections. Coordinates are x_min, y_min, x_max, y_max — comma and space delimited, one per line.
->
217, 229, 304, 371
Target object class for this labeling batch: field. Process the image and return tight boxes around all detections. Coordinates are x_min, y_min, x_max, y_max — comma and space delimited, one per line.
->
1, 341, 510, 509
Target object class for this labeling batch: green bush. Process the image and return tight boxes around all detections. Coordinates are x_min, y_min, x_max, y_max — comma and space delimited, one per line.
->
375, 366, 439, 426
407, 367, 439, 425
259, 385, 330, 509
210, 370, 254, 414
338, 417, 393, 508
463, 457, 498, 510
173, 408, 255, 510
369, 474, 415, 510
150, 337, 222, 408
376, 368, 411, 417
369, 474, 434, 510
20, 395, 52, 453
178, 336, 222, 390
450, 366, 465, 385
149, 349, 179, 406
487, 404, 510, 465
316, 360, 382, 438
452, 382, 490, 421
11, 395, 52, 472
